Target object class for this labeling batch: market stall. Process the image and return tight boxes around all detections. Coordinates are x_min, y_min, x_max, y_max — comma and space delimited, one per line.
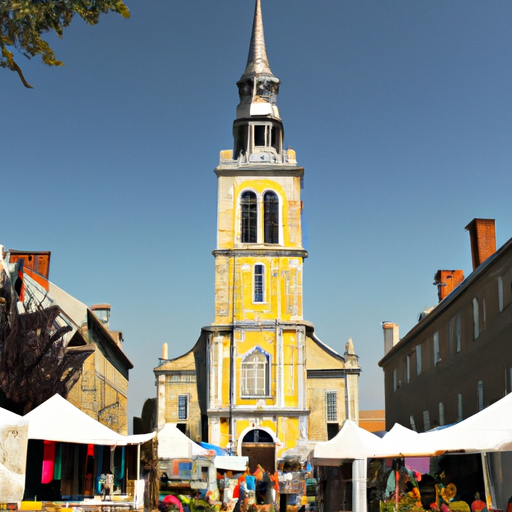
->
313, 393, 512, 512
24, 394, 155, 507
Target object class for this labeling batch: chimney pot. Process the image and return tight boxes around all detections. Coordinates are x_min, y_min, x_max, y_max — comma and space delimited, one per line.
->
382, 322, 399, 355
434, 270, 465, 302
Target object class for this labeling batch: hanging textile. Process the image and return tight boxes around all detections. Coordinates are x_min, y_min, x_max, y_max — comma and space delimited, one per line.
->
42, 440, 56, 484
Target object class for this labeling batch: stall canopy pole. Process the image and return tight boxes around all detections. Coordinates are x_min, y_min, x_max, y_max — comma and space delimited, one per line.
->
134, 444, 141, 508
481, 452, 496, 511
352, 459, 368, 512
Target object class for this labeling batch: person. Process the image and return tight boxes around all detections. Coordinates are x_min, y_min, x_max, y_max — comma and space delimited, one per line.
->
102, 472, 114, 501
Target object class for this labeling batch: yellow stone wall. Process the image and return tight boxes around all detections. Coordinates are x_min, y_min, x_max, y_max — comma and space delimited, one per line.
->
214, 256, 303, 324
67, 349, 129, 435
214, 174, 304, 327
307, 377, 346, 442
216, 177, 303, 251
156, 351, 202, 440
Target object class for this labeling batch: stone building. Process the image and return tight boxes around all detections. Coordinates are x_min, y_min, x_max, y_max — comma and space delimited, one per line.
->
154, 0, 361, 465
4, 248, 132, 434
379, 219, 512, 432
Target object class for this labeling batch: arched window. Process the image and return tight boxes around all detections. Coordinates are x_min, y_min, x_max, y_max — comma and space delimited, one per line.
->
264, 191, 279, 244
254, 264, 265, 303
241, 349, 269, 396
241, 191, 257, 243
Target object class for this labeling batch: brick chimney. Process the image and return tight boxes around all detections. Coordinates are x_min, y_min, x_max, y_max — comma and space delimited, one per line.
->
382, 322, 399, 355
465, 218, 496, 271
434, 270, 465, 302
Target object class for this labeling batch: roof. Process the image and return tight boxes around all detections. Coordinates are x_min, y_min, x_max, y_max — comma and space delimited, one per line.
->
48, 281, 89, 328
379, 232, 512, 367
24, 394, 154, 446
240, 0, 274, 81
0, 407, 27, 428
313, 420, 382, 465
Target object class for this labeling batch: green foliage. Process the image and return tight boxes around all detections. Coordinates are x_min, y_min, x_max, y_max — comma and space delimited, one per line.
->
380, 495, 426, 512
0, 0, 130, 88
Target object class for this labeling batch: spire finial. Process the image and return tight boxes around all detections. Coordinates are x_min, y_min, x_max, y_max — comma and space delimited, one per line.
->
241, 0, 274, 80
235, 0, 280, 121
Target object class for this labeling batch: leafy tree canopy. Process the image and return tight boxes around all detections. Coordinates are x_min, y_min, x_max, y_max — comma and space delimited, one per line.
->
1, 0, 130, 88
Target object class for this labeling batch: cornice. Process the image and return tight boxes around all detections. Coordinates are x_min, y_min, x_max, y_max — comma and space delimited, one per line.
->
214, 166, 304, 177
213, 248, 308, 258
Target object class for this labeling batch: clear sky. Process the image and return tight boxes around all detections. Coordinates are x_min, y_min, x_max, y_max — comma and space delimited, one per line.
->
4, 0, 512, 429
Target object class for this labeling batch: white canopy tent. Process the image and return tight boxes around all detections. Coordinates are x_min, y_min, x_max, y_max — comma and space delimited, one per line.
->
157, 423, 211, 459
24, 394, 155, 508
24, 394, 154, 446
313, 420, 384, 512
214, 456, 249, 472
314, 420, 383, 465
313, 392, 512, 512
0, 407, 28, 503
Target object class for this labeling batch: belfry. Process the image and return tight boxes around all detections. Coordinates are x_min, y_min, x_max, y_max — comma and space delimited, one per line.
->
155, 0, 361, 467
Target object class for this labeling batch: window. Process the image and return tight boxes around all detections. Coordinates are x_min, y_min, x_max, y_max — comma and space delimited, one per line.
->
254, 264, 265, 303
410, 416, 416, 431
433, 332, 440, 365
406, 355, 411, 383
252, 122, 280, 151
457, 393, 463, 421
416, 345, 422, 375
264, 191, 279, 244
241, 349, 269, 396
473, 298, 480, 339
448, 319, 454, 355
178, 395, 188, 420
456, 314, 461, 353
241, 191, 257, 243
326, 391, 338, 422
477, 380, 484, 411
498, 276, 504, 313
254, 125, 266, 146
439, 402, 445, 426
393, 369, 398, 392
423, 410, 431, 431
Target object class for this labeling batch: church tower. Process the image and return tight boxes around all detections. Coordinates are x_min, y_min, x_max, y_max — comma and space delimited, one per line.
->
154, 0, 360, 466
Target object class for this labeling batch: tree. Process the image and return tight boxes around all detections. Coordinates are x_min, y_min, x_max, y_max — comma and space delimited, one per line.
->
0, 265, 95, 415
1, 0, 130, 88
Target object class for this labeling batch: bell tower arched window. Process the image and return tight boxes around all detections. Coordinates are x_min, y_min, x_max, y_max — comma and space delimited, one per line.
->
264, 191, 279, 244
241, 191, 257, 243
241, 348, 269, 396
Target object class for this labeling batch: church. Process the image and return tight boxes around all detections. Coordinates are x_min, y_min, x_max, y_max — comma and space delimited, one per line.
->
154, 0, 361, 465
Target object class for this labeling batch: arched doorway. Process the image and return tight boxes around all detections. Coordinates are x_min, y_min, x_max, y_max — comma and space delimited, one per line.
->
239, 427, 276, 473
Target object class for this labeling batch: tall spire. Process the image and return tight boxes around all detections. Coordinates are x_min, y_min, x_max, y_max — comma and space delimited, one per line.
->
236, 0, 280, 121
240, 0, 274, 81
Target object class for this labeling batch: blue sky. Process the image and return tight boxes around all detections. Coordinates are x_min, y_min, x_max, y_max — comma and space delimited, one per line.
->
4, 1, 512, 428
